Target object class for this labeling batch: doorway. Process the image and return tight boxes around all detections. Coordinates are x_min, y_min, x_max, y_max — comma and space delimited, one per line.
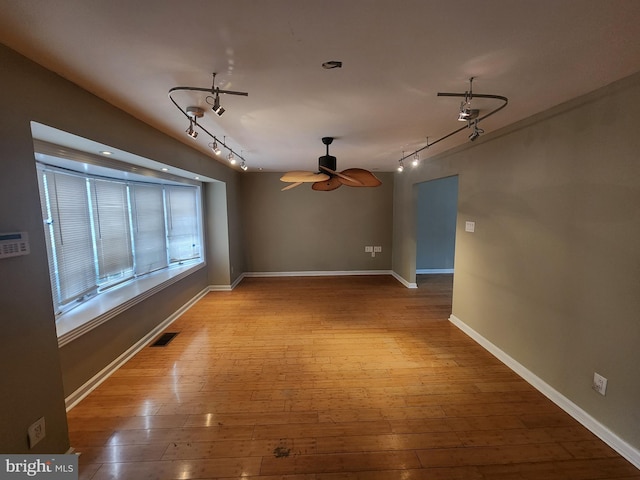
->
415, 175, 459, 292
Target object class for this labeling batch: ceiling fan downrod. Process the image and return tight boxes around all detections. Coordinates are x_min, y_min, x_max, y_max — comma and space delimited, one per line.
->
318, 137, 337, 172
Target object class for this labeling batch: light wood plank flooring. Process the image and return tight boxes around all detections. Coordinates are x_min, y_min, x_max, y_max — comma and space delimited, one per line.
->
68, 275, 639, 479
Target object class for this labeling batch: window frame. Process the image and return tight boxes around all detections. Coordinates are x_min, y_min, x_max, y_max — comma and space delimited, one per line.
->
33, 139, 206, 345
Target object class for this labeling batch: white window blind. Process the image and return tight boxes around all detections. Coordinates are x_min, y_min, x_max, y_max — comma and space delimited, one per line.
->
38, 169, 97, 307
166, 186, 200, 262
131, 184, 168, 274
90, 178, 134, 286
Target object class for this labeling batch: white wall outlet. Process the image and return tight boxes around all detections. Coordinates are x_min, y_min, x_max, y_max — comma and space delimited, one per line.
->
28, 416, 46, 448
465, 221, 475, 233
593, 372, 608, 396
373, 246, 382, 253
364, 246, 373, 253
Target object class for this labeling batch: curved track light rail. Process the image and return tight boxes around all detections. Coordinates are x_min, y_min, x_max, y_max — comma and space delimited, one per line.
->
168, 73, 249, 166
398, 87, 508, 165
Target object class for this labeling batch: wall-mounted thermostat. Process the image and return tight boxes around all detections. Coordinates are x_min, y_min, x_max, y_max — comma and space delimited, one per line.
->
0, 231, 30, 259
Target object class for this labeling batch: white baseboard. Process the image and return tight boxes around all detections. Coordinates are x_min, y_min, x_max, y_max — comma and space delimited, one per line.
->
64, 286, 210, 411
416, 268, 454, 274
212, 271, 413, 291
208, 273, 245, 291
391, 271, 418, 289
243, 270, 391, 278
449, 314, 640, 469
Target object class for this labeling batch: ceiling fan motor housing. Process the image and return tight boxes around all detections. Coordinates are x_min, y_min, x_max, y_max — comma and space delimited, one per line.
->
319, 155, 337, 172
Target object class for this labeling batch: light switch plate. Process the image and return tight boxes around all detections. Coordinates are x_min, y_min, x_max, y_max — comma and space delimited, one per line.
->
465, 221, 475, 233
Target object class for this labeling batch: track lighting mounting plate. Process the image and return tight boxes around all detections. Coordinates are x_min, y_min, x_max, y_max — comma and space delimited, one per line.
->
186, 106, 204, 119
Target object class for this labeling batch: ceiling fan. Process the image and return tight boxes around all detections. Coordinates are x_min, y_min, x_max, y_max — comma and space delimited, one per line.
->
280, 137, 382, 191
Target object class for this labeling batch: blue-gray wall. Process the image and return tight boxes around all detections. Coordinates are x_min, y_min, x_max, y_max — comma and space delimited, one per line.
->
416, 176, 458, 271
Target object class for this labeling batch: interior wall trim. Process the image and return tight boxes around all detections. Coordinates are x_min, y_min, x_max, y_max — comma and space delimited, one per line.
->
209, 271, 398, 292
449, 314, 640, 469
64, 286, 210, 411
391, 271, 418, 289
416, 269, 455, 274
243, 270, 392, 278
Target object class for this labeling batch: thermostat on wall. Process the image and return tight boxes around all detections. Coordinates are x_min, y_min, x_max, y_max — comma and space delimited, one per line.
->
0, 231, 30, 259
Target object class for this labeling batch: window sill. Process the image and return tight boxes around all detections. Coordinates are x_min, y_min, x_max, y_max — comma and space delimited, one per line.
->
56, 262, 204, 347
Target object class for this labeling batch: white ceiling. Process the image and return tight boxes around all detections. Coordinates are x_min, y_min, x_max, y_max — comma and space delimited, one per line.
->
1, 0, 640, 173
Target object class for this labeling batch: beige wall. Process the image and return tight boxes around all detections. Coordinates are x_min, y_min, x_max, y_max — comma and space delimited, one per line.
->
240, 172, 394, 272
0, 44, 242, 452
392, 73, 640, 449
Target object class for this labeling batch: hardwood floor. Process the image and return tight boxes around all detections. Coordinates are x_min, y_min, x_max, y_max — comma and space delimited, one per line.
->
67, 275, 639, 479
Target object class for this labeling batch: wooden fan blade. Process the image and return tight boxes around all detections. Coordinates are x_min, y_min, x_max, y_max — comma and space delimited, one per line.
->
312, 176, 342, 191
339, 168, 382, 187
281, 171, 330, 183
319, 165, 363, 185
281, 182, 303, 191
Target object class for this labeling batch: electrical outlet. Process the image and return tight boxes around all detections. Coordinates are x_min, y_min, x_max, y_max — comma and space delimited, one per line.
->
28, 416, 46, 448
373, 246, 382, 253
364, 246, 373, 253
593, 372, 608, 396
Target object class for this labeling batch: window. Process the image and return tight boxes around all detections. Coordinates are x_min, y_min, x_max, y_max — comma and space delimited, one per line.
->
36, 163, 203, 316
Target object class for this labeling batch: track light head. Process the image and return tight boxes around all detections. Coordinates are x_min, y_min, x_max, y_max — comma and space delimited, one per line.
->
228, 152, 236, 165
185, 119, 198, 138
397, 160, 405, 172
468, 120, 484, 141
240, 161, 248, 171
212, 93, 225, 116
209, 141, 221, 155
458, 105, 479, 122
412, 153, 420, 167
185, 106, 204, 138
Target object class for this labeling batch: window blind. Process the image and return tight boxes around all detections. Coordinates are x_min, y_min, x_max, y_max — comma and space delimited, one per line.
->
41, 169, 97, 306
131, 184, 168, 274
90, 178, 134, 286
166, 186, 200, 262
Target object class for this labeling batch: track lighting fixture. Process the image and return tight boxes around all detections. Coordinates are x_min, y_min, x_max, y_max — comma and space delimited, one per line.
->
458, 104, 479, 122
468, 119, 484, 141
457, 77, 479, 122
185, 119, 198, 138
240, 161, 248, 171
412, 152, 420, 167
209, 141, 221, 156
395, 78, 508, 172
169, 73, 249, 170
185, 106, 204, 139
211, 92, 225, 116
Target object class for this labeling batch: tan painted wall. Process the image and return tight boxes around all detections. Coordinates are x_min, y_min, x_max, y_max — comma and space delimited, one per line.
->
239, 172, 394, 272
392, 73, 640, 449
0, 44, 242, 452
